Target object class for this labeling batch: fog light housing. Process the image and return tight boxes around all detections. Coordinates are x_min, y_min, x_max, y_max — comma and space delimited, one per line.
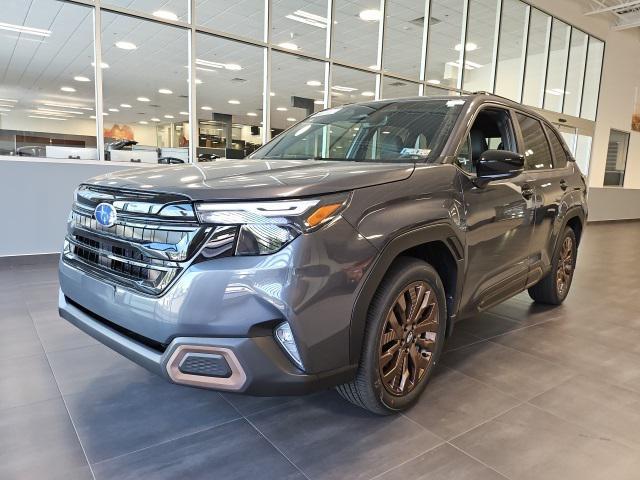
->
274, 322, 304, 371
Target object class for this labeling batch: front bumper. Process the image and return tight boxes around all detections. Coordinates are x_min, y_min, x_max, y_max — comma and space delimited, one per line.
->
58, 291, 356, 395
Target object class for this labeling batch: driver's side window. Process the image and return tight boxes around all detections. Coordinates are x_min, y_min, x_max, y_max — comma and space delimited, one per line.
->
455, 108, 516, 176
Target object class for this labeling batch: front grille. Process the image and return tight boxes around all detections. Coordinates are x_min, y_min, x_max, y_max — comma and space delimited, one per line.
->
63, 185, 209, 295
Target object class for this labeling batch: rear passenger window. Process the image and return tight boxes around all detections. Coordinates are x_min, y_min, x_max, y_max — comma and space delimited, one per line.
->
516, 113, 553, 170
546, 127, 569, 169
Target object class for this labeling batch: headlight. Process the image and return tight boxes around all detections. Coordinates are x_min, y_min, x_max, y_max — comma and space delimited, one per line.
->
195, 192, 351, 256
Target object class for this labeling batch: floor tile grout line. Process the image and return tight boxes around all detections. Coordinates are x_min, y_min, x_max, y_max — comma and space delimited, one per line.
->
522, 399, 640, 453
367, 440, 447, 480
29, 309, 98, 480
446, 442, 513, 480
90, 415, 246, 468
243, 415, 313, 480
445, 401, 525, 444
217, 392, 312, 480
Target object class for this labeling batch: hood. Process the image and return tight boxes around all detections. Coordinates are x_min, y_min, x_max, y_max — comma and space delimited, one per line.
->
86, 159, 415, 201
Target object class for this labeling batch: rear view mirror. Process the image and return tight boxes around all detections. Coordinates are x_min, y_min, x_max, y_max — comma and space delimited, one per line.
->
475, 150, 524, 186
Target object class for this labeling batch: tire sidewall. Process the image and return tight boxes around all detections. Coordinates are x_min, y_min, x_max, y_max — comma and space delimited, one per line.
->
365, 260, 447, 412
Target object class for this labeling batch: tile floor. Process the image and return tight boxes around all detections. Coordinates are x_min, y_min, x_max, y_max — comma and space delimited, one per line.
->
1, 222, 639, 480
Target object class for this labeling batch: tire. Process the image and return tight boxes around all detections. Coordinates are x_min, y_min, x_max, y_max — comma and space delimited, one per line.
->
528, 226, 577, 305
336, 257, 447, 415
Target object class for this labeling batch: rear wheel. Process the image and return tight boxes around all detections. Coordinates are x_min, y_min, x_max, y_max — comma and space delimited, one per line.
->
528, 226, 577, 305
337, 257, 446, 415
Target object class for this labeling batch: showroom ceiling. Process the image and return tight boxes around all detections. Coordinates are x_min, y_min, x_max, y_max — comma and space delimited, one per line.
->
585, 0, 640, 30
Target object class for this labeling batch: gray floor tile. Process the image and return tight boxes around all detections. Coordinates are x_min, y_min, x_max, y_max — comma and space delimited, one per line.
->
493, 322, 640, 393
443, 329, 482, 352
93, 419, 304, 480
0, 398, 92, 480
249, 391, 443, 480
221, 392, 297, 416
452, 403, 640, 480
405, 367, 520, 440
0, 353, 60, 410
33, 310, 99, 353
456, 311, 525, 340
442, 340, 574, 401
0, 318, 44, 360
530, 375, 640, 450
49, 345, 239, 463
377, 443, 506, 480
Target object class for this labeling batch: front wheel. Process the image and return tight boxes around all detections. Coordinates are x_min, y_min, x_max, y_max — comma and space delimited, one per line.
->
336, 257, 447, 415
528, 226, 577, 305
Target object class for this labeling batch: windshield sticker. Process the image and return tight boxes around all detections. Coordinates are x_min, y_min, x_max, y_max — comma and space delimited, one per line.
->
446, 100, 465, 107
401, 148, 431, 157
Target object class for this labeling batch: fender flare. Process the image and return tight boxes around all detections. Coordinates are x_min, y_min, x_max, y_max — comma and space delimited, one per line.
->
348, 222, 465, 365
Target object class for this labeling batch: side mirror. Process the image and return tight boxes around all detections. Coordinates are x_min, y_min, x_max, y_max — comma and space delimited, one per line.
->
475, 150, 524, 186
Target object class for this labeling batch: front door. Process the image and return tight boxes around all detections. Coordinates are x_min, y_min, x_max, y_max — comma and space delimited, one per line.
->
455, 107, 536, 313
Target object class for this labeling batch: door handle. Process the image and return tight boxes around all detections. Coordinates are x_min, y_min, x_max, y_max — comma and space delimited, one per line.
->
559, 179, 568, 191
521, 184, 534, 200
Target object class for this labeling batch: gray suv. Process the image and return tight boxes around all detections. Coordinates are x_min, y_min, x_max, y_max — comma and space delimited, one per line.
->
59, 94, 587, 414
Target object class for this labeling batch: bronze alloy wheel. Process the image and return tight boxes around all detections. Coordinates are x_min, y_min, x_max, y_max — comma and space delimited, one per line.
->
556, 236, 574, 297
379, 281, 439, 396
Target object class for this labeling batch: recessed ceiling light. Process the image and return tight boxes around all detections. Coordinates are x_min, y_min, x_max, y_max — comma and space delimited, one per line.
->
60, 86, 76, 93
137, 97, 150, 102
120, 103, 132, 108
0, 107, 12, 112
0, 104, 15, 109
152, 10, 178, 21
74, 75, 90, 82
179, 111, 189, 115
151, 117, 161, 122
276, 107, 288, 111
270, 92, 276, 96
102, 112, 109, 116
368, 64, 378, 70
108, 108, 119, 112
332, 85, 358, 92
306, 80, 322, 87
115, 41, 137, 50
92, 61, 110, 69
201, 106, 212, 111
285, 10, 328, 29
225, 63, 242, 71
454, 42, 478, 52
228, 99, 240, 105
286, 117, 297, 122
314, 100, 324, 105
427, 79, 441, 85
278, 42, 299, 51
0, 22, 50, 37
359, 9, 382, 21
139, 120, 148, 124
29, 115, 67, 121
164, 114, 175, 119
158, 88, 173, 95
0, 98, 18, 103
361, 91, 375, 97
195, 79, 203, 84
247, 112, 258, 117
90, 115, 96, 119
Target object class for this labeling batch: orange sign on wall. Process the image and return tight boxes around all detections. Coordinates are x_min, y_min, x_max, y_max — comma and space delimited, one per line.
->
104, 124, 135, 140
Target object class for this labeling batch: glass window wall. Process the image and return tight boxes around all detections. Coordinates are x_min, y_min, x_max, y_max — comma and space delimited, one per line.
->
0, 0, 606, 164
0, 0, 96, 159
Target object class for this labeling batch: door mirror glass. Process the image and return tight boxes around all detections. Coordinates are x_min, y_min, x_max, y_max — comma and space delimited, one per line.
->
476, 150, 525, 183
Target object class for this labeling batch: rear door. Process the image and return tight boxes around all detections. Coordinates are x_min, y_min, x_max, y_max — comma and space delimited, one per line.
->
514, 112, 568, 281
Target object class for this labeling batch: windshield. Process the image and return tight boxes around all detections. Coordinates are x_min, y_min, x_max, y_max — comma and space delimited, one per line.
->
251, 99, 465, 163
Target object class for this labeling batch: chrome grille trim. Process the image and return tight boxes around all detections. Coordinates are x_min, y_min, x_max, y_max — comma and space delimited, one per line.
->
62, 187, 210, 295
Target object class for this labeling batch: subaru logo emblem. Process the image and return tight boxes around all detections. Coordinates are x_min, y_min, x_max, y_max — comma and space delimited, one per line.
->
95, 202, 117, 227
